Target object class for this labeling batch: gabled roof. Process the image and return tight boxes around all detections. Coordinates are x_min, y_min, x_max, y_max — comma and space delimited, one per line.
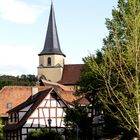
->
39, 3, 65, 57
74, 97, 90, 106
0, 86, 48, 117
4, 88, 53, 130
40, 79, 80, 103
5, 88, 71, 131
58, 64, 84, 85
40, 79, 74, 91
7, 87, 53, 114
40, 79, 90, 105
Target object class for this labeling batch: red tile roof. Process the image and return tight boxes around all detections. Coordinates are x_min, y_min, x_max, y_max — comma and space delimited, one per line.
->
40, 79, 89, 105
41, 79, 74, 91
74, 97, 90, 106
4, 88, 53, 130
0, 86, 48, 117
4, 86, 89, 131
4, 85, 90, 130
7, 88, 52, 114
59, 64, 84, 85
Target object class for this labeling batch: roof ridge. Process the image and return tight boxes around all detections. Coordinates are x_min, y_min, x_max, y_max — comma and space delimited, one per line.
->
0, 86, 31, 94
64, 64, 84, 66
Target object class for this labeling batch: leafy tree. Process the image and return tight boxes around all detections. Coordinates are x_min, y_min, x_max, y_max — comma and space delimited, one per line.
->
78, 0, 140, 139
64, 105, 92, 140
77, 52, 107, 139
26, 129, 64, 140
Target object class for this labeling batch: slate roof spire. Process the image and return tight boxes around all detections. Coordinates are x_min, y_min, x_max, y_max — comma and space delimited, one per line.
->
39, 2, 65, 57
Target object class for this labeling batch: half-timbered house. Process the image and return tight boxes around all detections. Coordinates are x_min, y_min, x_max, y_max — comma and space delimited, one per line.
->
0, 86, 48, 124
4, 85, 83, 140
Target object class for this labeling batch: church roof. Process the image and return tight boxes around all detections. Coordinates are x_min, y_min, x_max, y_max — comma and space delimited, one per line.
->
39, 3, 65, 57
58, 64, 85, 85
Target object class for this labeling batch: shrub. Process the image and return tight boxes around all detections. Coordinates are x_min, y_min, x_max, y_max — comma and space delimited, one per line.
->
0, 118, 3, 140
26, 129, 64, 140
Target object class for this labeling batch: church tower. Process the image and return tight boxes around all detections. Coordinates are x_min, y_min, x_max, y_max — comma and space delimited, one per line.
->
38, 3, 65, 82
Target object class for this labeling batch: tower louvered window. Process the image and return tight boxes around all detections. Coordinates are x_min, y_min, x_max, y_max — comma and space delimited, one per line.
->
48, 57, 51, 66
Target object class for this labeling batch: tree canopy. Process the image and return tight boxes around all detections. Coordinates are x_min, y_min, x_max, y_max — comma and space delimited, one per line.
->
64, 105, 92, 140
0, 74, 37, 89
78, 0, 140, 139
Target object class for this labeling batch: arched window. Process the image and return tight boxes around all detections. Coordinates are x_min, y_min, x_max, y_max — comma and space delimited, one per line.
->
48, 57, 51, 66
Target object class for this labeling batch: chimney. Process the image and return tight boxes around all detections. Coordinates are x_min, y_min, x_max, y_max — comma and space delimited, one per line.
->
32, 87, 38, 96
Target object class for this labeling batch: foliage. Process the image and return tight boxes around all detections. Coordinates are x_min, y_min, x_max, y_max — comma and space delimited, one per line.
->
0, 118, 3, 140
77, 0, 140, 139
26, 129, 64, 140
0, 74, 37, 89
64, 105, 92, 140
99, 0, 140, 136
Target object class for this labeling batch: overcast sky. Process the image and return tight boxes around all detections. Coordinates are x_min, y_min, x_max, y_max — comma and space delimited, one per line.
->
0, 0, 118, 76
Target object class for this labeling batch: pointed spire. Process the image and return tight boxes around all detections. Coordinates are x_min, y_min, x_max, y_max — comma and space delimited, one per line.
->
39, 2, 65, 57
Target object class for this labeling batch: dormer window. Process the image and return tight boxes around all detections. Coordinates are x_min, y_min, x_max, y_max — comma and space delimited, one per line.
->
47, 57, 51, 66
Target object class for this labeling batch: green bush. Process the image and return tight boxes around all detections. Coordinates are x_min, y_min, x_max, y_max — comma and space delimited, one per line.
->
0, 118, 3, 140
26, 129, 64, 140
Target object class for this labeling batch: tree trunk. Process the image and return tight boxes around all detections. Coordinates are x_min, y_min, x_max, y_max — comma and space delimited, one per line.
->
137, 114, 140, 140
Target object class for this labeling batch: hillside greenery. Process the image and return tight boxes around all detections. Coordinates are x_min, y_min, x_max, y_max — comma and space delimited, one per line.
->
0, 74, 37, 89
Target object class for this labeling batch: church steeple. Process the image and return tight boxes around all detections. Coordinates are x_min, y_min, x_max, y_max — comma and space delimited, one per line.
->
38, 2, 65, 82
39, 2, 65, 57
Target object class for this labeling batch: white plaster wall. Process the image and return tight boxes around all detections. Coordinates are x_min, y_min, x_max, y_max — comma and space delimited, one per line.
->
23, 119, 33, 127
39, 55, 64, 67
38, 67, 63, 82
30, 110, 38, 118
43, 108, 49, 117
20, 104, 32, 111
19, 112, 26, 121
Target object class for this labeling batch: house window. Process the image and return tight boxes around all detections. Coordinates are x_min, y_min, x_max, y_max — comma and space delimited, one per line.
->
9, 113, 18, 123
9, 114, 13, 123
47, 57, 51, 66
14, 113, 18, 122
7, 103, 12, 109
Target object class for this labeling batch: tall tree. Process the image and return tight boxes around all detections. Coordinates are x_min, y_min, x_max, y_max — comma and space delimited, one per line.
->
77, 51, 105, 139
64, 105, 92, 140
83, 0, 140, 139
77, 0, 140, 139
